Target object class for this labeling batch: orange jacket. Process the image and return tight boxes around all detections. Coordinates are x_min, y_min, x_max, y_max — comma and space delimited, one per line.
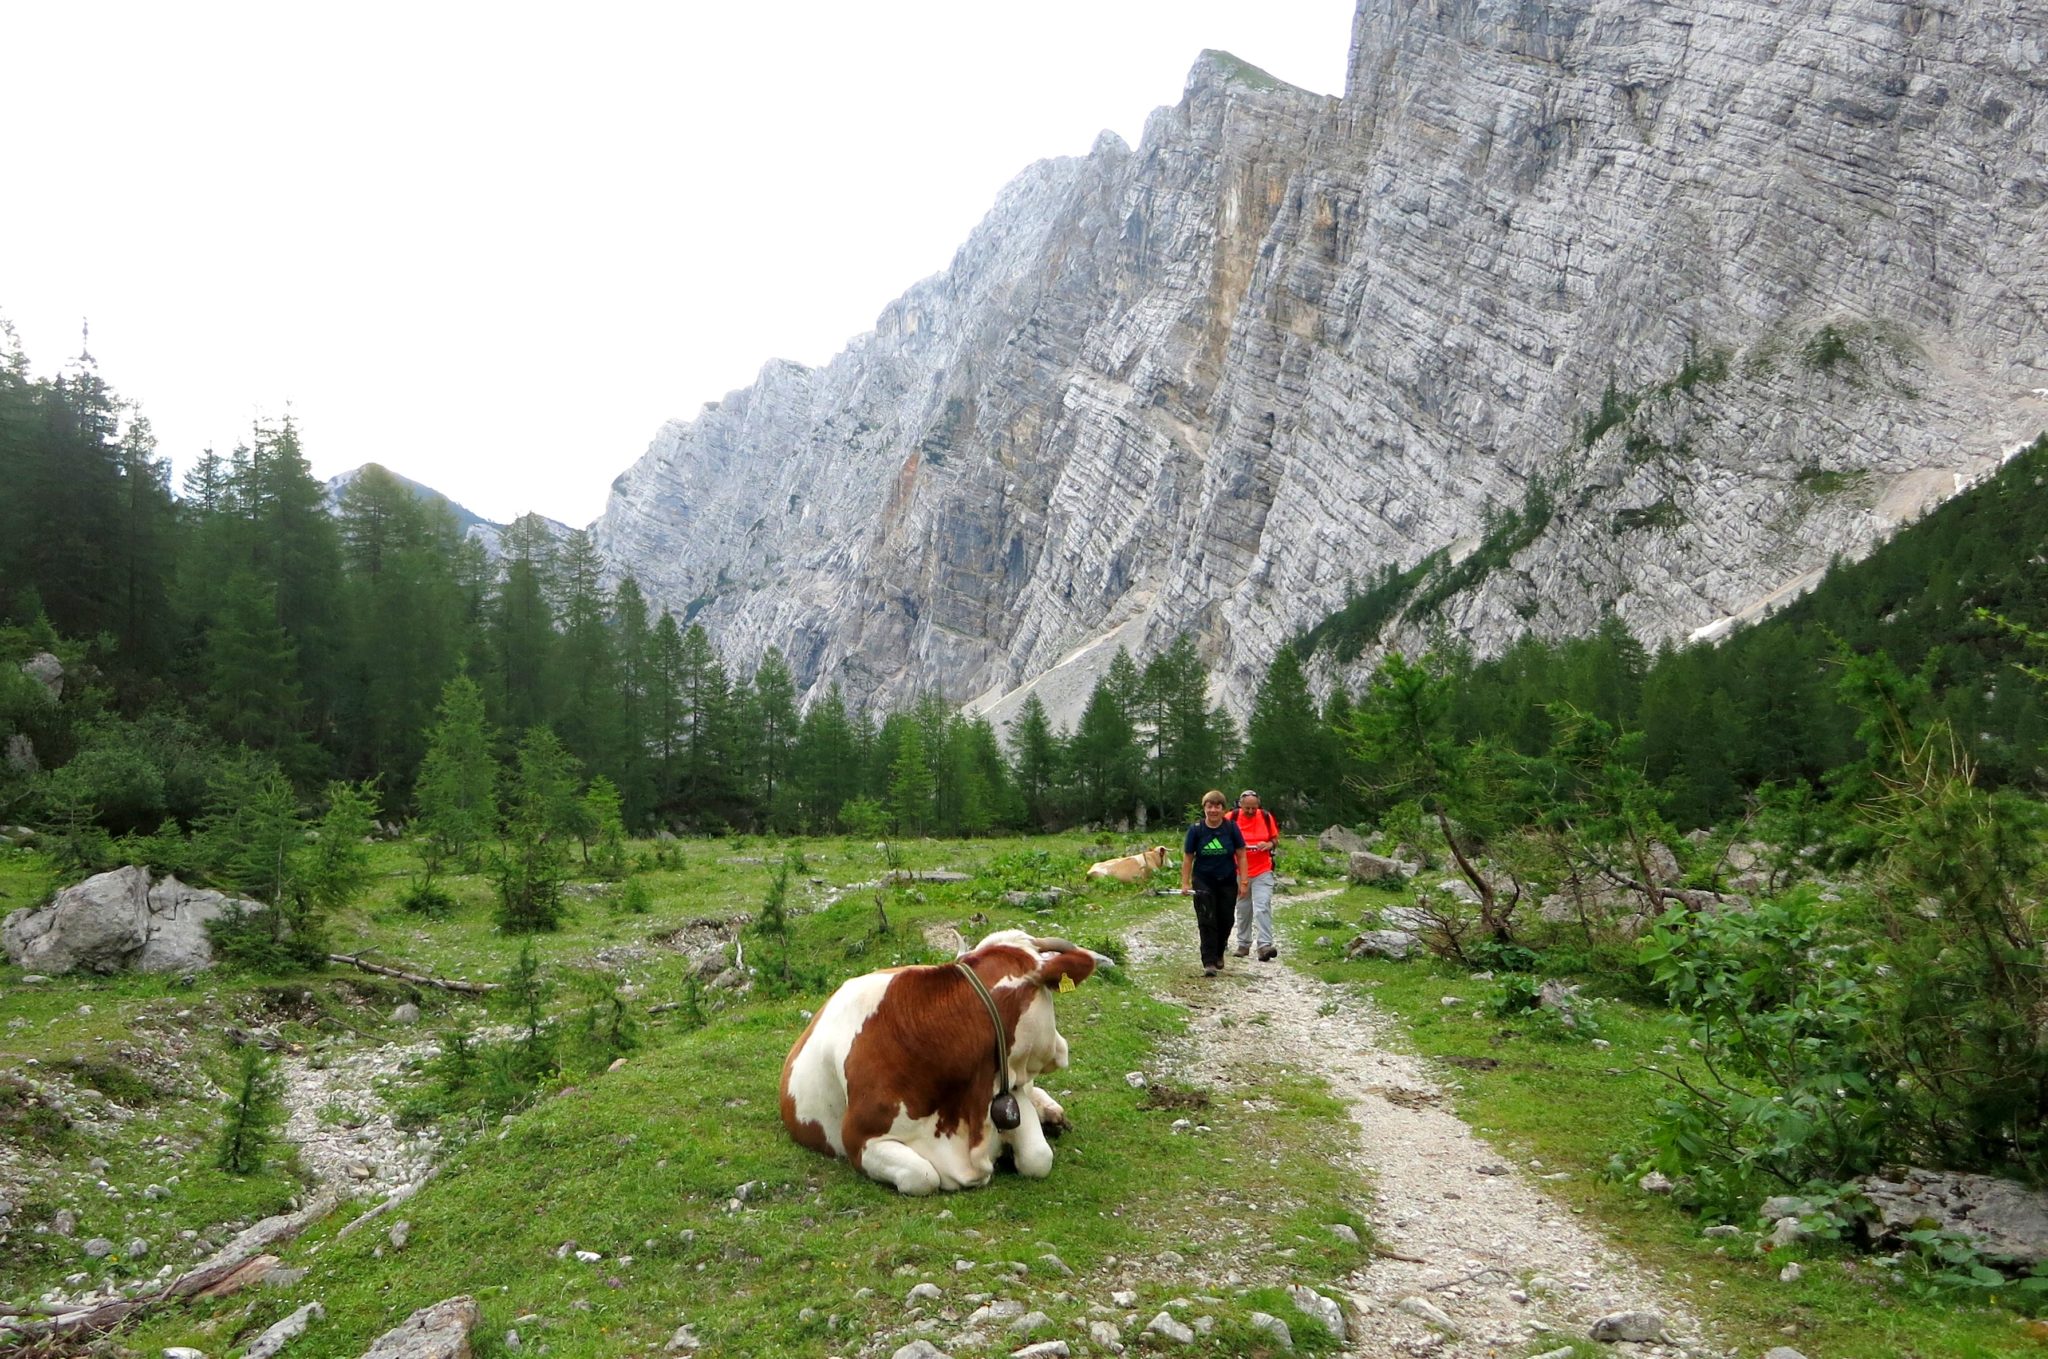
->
1228, 808, 1279, 877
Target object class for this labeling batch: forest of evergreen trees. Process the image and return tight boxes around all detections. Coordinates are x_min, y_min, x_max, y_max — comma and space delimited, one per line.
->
4, 325, 2046, 858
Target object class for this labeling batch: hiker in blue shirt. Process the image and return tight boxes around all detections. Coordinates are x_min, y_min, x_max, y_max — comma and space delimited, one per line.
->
1180, 789, 1249, 977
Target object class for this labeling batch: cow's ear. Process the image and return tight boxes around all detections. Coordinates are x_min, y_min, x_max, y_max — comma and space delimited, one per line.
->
1036, 948, 1098, 993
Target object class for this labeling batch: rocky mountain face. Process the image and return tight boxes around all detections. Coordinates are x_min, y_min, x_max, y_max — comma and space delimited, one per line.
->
593, 0, 2048, 727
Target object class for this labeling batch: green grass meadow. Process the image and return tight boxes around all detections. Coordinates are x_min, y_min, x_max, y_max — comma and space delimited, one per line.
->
2, 837, 1364, 1358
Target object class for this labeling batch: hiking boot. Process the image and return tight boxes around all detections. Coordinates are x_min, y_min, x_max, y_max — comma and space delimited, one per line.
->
1233, 944, 1250, 957
1257, 945, 1279, 961
1202, 965, 1219, 978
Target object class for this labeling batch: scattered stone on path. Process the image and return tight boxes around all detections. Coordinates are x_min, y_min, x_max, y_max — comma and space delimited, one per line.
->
1087, 1319, 1122, 1351
1143, 1312, 1194, 1344
388, 1219, 411, 1251
358, 1295, 479, 1359
906, 1281, 943, 1306
1011, 1343, 1070, 1359
83, 1237, 114, 1258
1762, 1349, 1809, 1359
1779, 1262, 1803, 1283
1008, 1310, 1052, 1335
245, 1301, 324, 1359
163, 1348, 206, 1359
392, 1003, 421, 1026
1036, 1252, 1073, 1275
125, 1237, 150, 1258
51, 1209, 76, 1236
1397, 1295, 1458, 1333
1123, 1071, 1147, 1089
1638, 1171, 1674, 1194
890, 1342, 952, 1359
1589, 1309, 1666, 1343
1110, 1289, 1136, 1307
1287, 1285, 1346, 1341
1327, 1223, 1359, 1245
1703, 1224, 1741, 1239
664, 1323, 702, 1353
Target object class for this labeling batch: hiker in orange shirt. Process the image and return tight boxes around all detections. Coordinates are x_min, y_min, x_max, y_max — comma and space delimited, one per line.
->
1229, 789, 1281, 961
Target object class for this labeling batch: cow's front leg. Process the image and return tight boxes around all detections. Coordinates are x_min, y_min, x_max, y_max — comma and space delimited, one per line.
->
856, 1138, 944, 1195
1027, 1083, 1069, 1138
1004, 1090, 1056, 1178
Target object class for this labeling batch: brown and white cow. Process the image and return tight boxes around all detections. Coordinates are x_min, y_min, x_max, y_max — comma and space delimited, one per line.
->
779, 929, 1108, 1194
1085, 845, 1169, 883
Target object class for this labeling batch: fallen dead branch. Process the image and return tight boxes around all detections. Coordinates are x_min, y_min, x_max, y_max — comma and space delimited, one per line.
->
0, 1194, 336, 1348
325, 952, 498, 995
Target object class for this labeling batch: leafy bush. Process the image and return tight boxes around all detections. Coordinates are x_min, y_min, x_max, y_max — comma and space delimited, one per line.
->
1634, 890, 1897, 1212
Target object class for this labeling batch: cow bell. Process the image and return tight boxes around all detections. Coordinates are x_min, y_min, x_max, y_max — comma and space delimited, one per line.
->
990, 1092, 1021, 1131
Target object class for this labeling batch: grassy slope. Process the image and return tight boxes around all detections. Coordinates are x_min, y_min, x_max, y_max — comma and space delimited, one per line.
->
1305, 881, 2042, 1359
8, 842, 2040, 1356
4, 838, 1365, 1358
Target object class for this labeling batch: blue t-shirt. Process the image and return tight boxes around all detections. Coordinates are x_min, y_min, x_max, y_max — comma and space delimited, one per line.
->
1184, 817, 1246, 884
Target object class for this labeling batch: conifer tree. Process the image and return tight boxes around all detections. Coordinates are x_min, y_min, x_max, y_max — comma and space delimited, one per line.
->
1240, 645, 1325, 825
583, 774, 627, 879
794, 683, 858, 832
493, 726, 580, 933
887, 718, 936, 835
215, 1042, 284, 1175
493, 515, 560, 731
611, 578, 654, 821
646, 611, 686, 815
1069, 681, 1140, 825
416, 675, 499, 872
749, 648, 800, 830
1008, 693, 1062, 829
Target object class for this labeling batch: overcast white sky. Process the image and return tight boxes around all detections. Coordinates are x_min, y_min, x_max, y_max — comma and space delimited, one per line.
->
3, 2, 1352, 527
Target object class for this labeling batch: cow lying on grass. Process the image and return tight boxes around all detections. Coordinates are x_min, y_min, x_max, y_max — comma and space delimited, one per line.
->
779, 929, 1109, 1194
1086, 845, 1169, 883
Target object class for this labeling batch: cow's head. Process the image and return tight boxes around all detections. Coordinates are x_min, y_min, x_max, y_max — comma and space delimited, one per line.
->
960, 929, 1110, 1081
1144, 845, 1169, 871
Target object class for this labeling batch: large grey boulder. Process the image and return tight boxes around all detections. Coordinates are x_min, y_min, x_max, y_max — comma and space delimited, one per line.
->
21, 652, 63, 699
2, 866, 261, 975
1346, 930, 1420, 961
359, 1295, 479, 1359
1856, 1169, 2048, 1265
1348, 851, 1418, 883
1319, 825, 1370, 854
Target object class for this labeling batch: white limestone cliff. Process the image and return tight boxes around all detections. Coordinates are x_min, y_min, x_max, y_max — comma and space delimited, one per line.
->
593, 0, 2048, 729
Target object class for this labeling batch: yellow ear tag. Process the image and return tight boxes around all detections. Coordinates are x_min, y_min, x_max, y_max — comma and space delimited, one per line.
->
1058, 973, 1076, 993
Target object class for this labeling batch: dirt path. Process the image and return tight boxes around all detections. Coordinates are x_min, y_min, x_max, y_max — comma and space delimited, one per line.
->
1127, 890, 1713, 1359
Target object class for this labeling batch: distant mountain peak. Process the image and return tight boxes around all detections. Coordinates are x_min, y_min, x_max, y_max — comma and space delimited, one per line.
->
323, 464, 572, 555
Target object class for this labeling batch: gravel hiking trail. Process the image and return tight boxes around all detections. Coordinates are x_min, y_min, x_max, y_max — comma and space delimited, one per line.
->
1127, 889, 1715, 1359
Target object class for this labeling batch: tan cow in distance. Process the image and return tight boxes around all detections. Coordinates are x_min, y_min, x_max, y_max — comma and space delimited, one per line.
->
1086, 845, 1170, 883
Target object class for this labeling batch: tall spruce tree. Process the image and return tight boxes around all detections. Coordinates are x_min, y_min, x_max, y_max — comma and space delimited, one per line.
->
416, 674, 499, 871
1240, 645, 1325, 825
1008, 693, 1061, 829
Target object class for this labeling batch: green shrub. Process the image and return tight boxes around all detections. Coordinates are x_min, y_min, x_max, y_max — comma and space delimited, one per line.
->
398, 874, 458, 918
